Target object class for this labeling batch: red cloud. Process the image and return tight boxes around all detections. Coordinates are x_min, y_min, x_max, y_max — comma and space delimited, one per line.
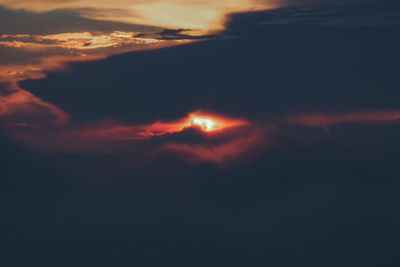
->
32, 111, 261, 164
161, 130, 262, 164
72, 111, 248, 141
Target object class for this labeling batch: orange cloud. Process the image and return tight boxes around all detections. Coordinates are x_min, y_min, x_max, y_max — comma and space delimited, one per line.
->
70, 111, 249, 141
0, 0, 279, 34
0, 82, 69, 126
0, 54, 105, 82
0, 29, 187, 128
0, 0, 278, 164
0, 30, 172, 127
0, 31, 163, 51
0, 0, 279, 131
65, 112, 259, 164
5, 110, 262, 164
0, 54, 109, 128
162, 131, 261, 164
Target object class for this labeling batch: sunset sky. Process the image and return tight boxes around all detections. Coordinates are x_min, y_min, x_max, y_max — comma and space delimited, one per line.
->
1, 0, 400, 266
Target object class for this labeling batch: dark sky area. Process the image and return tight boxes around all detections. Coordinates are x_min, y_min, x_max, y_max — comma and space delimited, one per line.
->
2, 0, 400, 266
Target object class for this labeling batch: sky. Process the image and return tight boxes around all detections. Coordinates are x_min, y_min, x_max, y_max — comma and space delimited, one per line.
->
1, 0, 400, 266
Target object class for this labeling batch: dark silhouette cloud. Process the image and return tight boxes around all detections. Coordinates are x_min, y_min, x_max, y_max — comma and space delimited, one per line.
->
255, 0, 400, 26
2, 121, 400, 266
21, 2, 400, 125
156, 28, 218, 40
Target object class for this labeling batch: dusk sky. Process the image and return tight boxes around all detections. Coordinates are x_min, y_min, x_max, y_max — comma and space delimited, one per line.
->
1, 0, 400, 266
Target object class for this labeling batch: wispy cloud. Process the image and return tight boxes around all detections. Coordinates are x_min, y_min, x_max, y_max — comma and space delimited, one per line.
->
0, 31, 162, 51
4, 110, 261, 164
286, 110, 400, 131
0, 81, 69, 126
68, 111, 248, 141
0, 0, 278, 33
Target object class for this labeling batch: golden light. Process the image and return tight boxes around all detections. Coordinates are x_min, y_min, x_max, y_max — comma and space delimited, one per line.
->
0, 31, 163, 51
189, 117, 218, 131
72, 111, 248, 141
181, 112, 248, 133
0, 0, 279, 34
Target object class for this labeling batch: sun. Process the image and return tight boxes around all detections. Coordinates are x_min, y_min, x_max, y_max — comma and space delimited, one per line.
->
180, 112, 248, 132
189, 116, 219, 131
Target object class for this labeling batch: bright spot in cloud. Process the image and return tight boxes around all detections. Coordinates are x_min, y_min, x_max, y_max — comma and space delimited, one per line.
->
183, 112, 248, 133
191, 117, 215, 131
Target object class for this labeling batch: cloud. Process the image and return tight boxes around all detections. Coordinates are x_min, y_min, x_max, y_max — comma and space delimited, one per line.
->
0, 81, 68, 126
22, 13, 400, 125
2, 116, 400, 266
2, 0, 400, 165
0, 6, 160, 36
2, 2, 400, 265
6, 111, 256, 164
251, 0, 400, 27
0, 29, 183, 130
161, 129, 262, 164
286, 110, 400, 130
71, 111, 247, 140
0, 0, 279, 33
0, 31, 162, 51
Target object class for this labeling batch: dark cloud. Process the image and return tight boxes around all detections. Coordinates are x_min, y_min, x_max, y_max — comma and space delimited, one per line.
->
156, 28, 218, 40
2, 121, 400, 266
256, 0, 400, 26
21, 1, 400, 125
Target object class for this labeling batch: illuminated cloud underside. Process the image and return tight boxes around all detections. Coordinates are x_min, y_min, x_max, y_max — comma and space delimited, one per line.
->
0, 82, 69, 126
0, 0, 279, 33
74, 112, 249, 141
0, 31, 173, 126
0, 31, 161, 51
5, 111, 259, 164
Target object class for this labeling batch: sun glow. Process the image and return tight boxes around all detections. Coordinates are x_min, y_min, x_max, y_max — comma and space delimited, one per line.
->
71, 111, 248, 141
188, 117, 218, 131
182, 112, 247, 133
